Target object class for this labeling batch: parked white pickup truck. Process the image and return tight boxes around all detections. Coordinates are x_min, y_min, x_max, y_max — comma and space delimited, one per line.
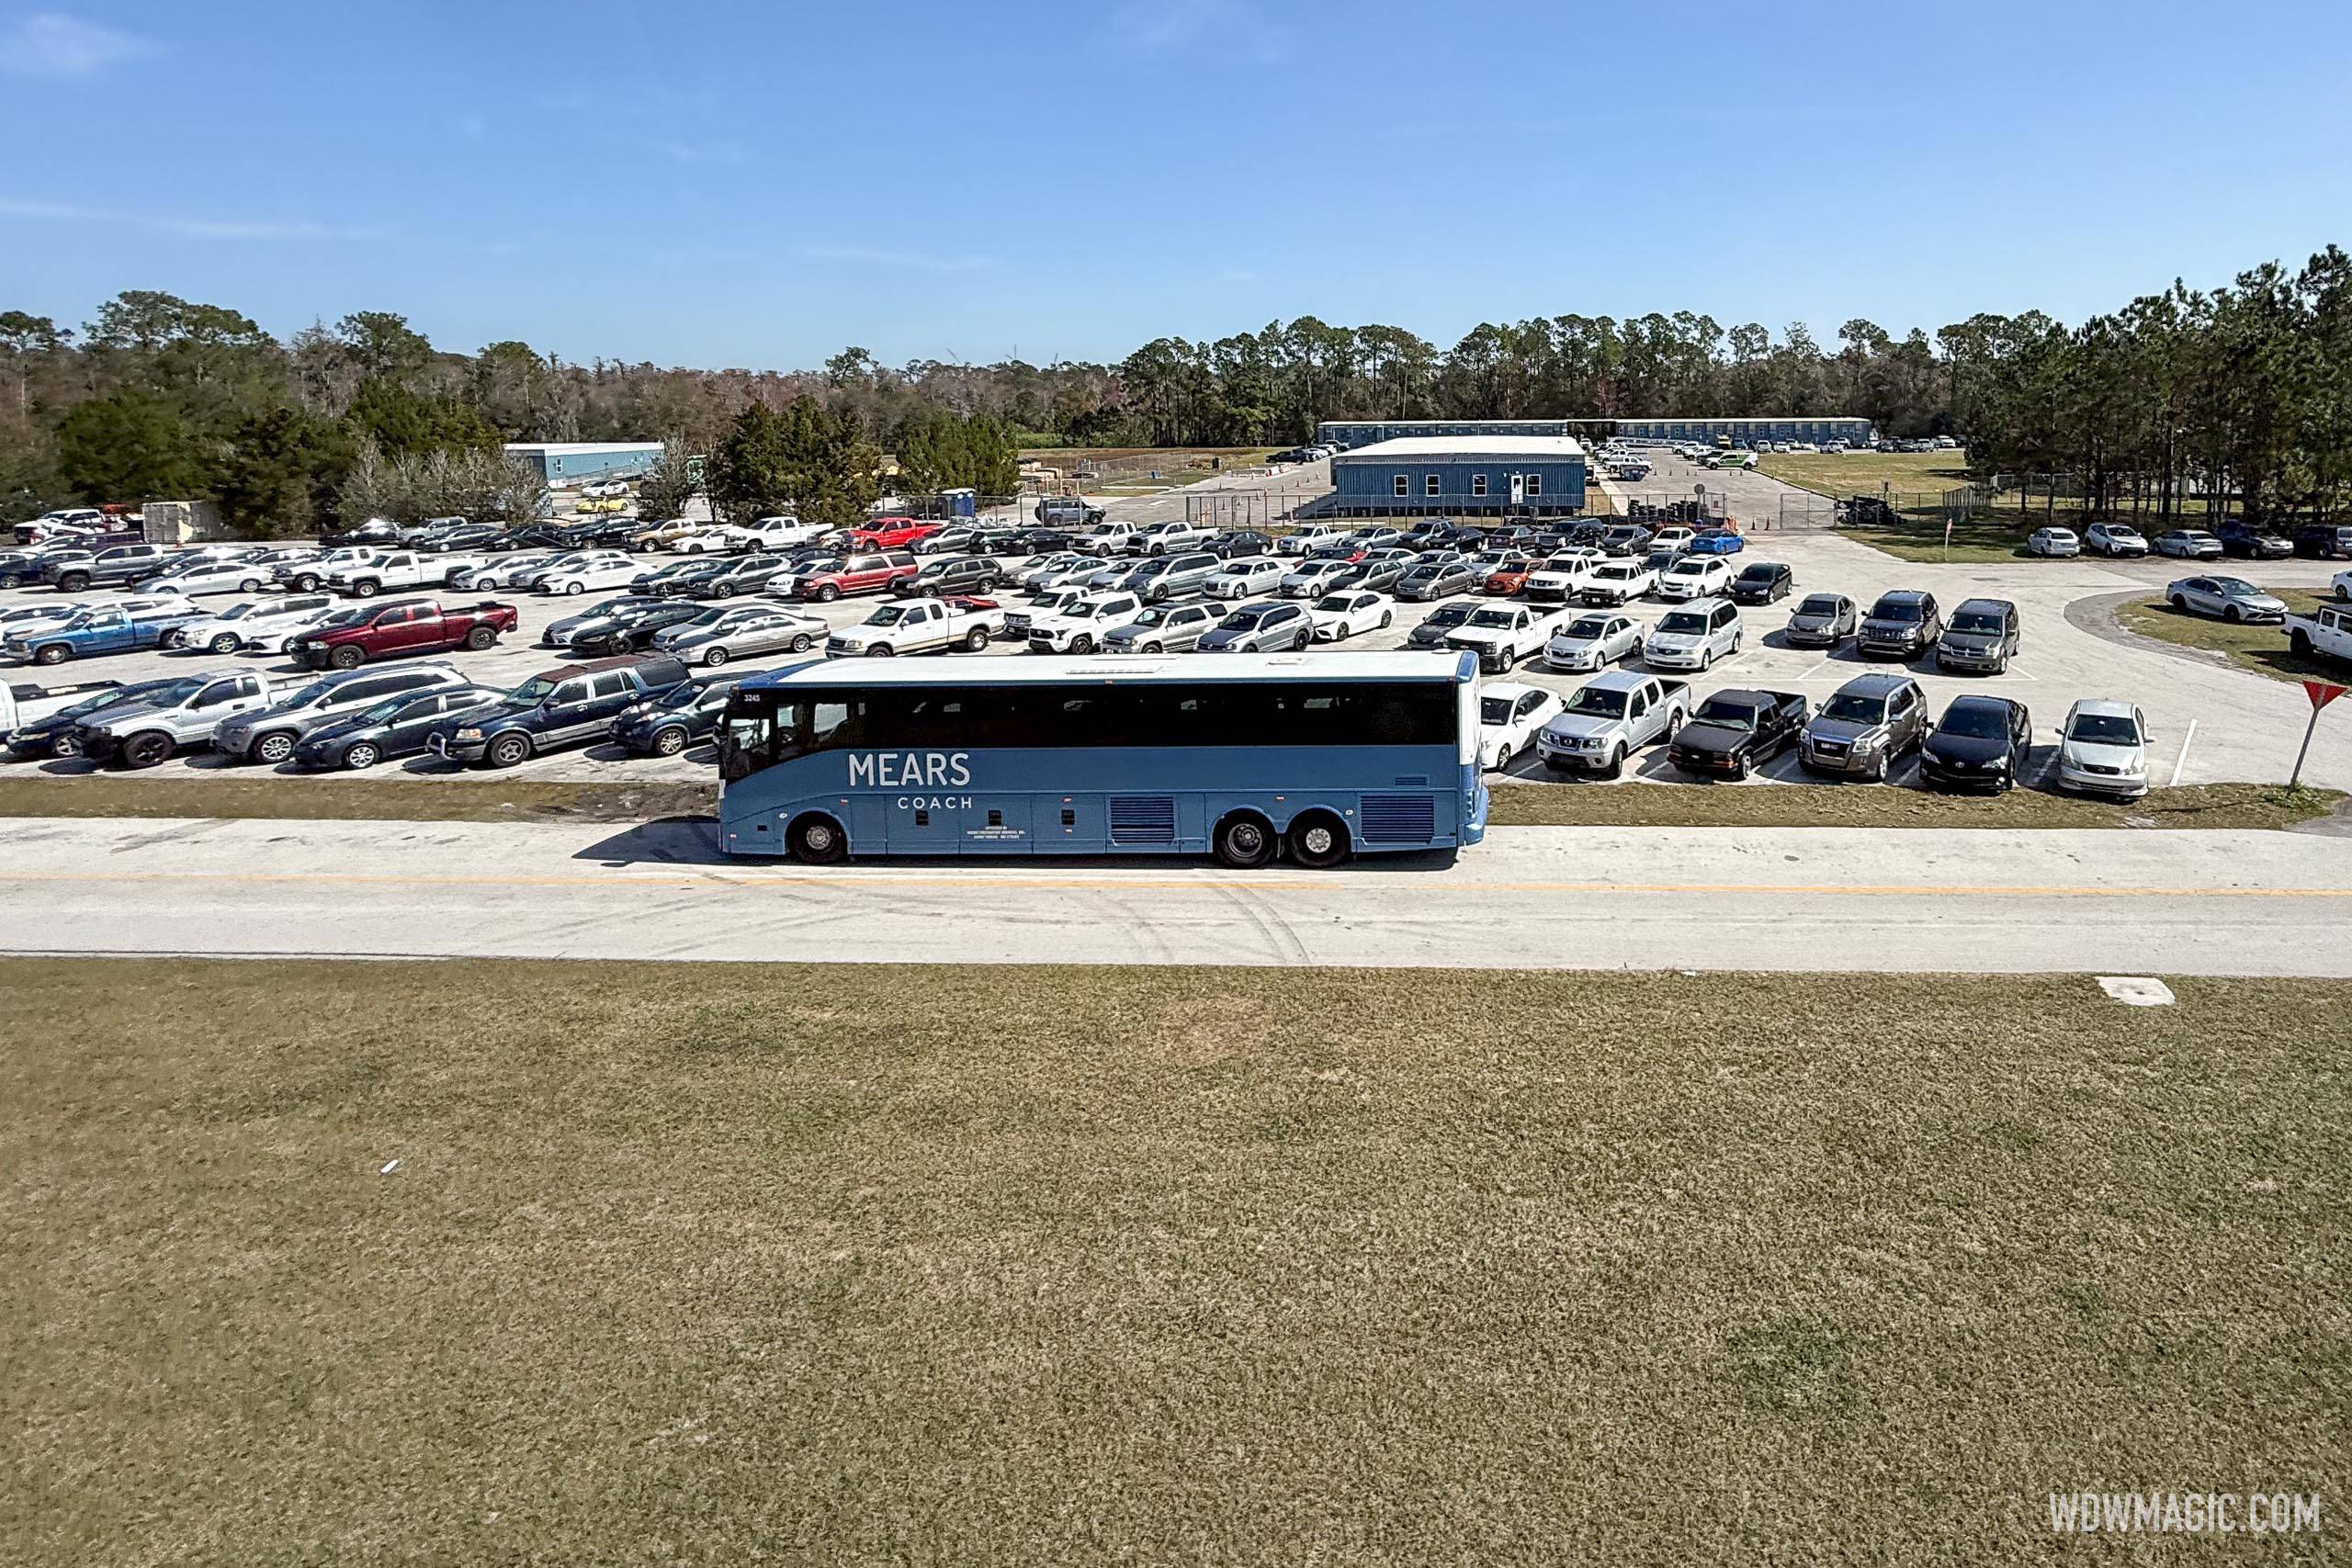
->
2285, 600, 2352, 665
1443, 603, 1570, 673
825, 595, 1005, 657
329, 549, 484, 598
1534, 670, 1693, 778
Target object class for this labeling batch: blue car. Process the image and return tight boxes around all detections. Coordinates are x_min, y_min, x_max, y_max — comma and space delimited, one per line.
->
1, 604, 207, 666
1686, 529, 1747, 557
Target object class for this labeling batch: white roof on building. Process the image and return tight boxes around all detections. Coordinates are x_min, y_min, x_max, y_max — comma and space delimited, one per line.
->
503, 441, 662, 455
1332, 435, 1587, 461
742, 650, 1473, 689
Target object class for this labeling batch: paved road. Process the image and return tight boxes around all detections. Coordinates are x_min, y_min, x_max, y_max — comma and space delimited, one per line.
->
2, 816, 2344, 974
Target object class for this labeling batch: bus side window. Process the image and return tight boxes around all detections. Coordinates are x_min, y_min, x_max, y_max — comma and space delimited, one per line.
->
810, 701, 853, 750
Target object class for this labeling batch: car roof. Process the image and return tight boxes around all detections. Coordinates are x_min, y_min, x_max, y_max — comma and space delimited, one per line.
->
1834, 672, 1915, 696
1952, 597, 2014, 614
2070, 697, 2139, 719
1943, 694, 2018, 716
1481, 682, 1539, 702
1872, 589, 1931, 605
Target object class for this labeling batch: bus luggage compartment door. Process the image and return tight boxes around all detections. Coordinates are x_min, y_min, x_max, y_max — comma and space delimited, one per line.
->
957, 797, 1034, 854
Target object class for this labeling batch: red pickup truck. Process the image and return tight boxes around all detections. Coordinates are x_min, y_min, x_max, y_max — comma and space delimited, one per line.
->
791, 551, 920, 602
285, 597, 519, 669
849, 517, 941, 550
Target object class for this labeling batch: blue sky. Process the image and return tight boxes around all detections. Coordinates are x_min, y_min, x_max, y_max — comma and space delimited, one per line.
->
5, 0, 2348, 369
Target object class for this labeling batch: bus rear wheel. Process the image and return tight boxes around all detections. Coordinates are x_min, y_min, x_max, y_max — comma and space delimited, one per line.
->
788, 812, 848, 864
1286, 811, 1350, 868
1213, 811, 1276, 869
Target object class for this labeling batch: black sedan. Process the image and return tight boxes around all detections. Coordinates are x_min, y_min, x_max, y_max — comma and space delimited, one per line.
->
1919, 694, 2033, 793
609, 673, 744, 757
1205, 529, 1274, 559
1729, 560, 1794, 604
290, 685, 505, 771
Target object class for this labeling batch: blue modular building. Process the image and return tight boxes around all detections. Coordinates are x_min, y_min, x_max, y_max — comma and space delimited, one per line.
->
1317, 418, 1574, 451
503, 442, 665, 486
1605, 416, 1875, 447
1328, 435, 1589, 518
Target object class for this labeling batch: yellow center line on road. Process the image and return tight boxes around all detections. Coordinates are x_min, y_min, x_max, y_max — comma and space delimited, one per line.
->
0, 868, 2346, 899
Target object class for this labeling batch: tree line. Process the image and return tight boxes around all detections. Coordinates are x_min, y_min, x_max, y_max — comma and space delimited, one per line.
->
5, 245, 2349, 532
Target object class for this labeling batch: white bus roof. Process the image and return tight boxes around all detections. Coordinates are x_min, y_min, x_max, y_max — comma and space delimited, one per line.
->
740, 651, 1476, 690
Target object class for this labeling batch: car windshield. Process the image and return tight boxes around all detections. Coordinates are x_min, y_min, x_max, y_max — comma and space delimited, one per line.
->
503, 675, 559, 705
654, 683, 707, 710
865, 606, 910, 626
2068, 712, 2142, 745
1795, 596, 1842, 616
1950, 612, 2005, 633
1131, 608, 1170, 626
1225, 610, 1268, 629
1869, 598, 1923, 622
1563, 618, 1611, 638
1939, 704, 2010, 739
1658, 612, 1706, 633
1821, 694, 1887, 724
1691, 699, 1755, 730
284, 677, 350, 708
1668, 561, 1707, 577
77, 680, 195, 716
801, 558, 844, 573
1426, 604, 1473, 626
2212, 578, 2261, 596
356, 694, 423, 724
1596, 566, 1636, 581
213, 601, 262, 621
1313, 595, 1353, 612
1478, 697, 1516, 725
313, 608, 368, 630
1563, 687, 1628, 717
1466, 608, 1519, 628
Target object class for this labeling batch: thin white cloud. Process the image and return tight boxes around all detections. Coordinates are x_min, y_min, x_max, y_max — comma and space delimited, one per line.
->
1107, 0, 1290, 65
797, 244, 991, 275
0, 197, 380, 241
0, 12, 160, 76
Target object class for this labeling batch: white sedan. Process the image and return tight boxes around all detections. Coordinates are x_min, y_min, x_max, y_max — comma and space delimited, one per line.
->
141, 558, 279, 596
1204, 555, 1288, 599
2026, 526, 2082, 558
2334, 568, 2352, 603
1308, 590, 1396, 641
164, 593, 339, 654
580, 479, 631, 499
1656, 557, 1734, 601
536, 557, 645, 595
1476, 682, 1565, 771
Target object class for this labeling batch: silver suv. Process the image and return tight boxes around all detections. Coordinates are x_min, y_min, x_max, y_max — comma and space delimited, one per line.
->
1799, 672, 1928, 780
215, 664, 468, 764
1116, 551, 1221, 603
1103, 603, 1220, 653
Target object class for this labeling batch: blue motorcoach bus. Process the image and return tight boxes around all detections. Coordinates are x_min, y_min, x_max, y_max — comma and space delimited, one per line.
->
714, 652, 1485, 866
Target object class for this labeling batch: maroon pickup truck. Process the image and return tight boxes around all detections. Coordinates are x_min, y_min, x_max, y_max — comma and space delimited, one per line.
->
285, 597, 519, 669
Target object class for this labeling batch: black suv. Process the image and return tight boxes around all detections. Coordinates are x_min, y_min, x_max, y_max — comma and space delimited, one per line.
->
897, 556, 1002, 597
1858, 590, 1943, 659
429, 653, 693, 768
2292, 523, 2352, 559
1205, 529, 1274, 559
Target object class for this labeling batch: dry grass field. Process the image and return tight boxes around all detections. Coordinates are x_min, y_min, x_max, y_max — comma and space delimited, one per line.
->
4, 959, 2346, 1565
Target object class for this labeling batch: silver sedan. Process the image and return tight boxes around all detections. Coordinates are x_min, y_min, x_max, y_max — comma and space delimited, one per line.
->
650, 604, 829, 666
2165, 575, 2288, 623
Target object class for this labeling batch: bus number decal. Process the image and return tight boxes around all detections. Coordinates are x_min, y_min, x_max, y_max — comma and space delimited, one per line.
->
847, 750, 972, 788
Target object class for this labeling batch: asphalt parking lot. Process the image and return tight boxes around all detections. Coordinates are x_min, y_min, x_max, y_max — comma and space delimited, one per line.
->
6, 476, 2347, 793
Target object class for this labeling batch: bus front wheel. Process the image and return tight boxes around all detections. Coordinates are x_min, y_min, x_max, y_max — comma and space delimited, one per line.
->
1213, 812, 1276, 870
1286, 811, 1350, 869
788, 812, 849, 864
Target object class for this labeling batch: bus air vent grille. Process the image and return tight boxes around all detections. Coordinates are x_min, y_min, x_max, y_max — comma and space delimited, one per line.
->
1108, 795, 1177, 845
1360, 793, 1436, 842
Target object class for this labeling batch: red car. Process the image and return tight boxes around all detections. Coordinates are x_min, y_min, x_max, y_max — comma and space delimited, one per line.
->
1483, 564, 1536, 596
287, 597, 519, 669
792, 551, 920, 602
849, 517, 942, 550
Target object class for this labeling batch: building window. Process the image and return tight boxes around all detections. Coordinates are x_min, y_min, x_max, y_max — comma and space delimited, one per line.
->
1525, 473, 1543, 497
1471, 474, 1489, 498
1424, 473, 1441, 497
1392, 475, 1409, 498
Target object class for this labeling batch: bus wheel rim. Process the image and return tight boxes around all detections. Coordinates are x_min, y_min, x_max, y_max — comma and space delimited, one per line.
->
1304, 826, 1333, 854
806, 823, 834, 852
